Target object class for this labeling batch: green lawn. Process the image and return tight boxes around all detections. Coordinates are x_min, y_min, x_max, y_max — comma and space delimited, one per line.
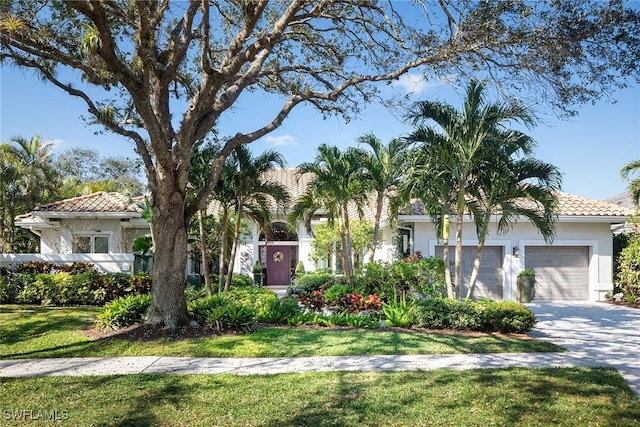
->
0, 305, 561, 359
2, 368, 639, 426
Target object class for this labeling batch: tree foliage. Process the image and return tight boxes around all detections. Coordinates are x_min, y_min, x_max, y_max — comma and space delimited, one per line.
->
0, 135, 59, 252
403, 81, 561, 299
54, 147, 145, 197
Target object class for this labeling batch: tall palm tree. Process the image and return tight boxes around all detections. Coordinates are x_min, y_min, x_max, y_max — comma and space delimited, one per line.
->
0, 135, 58, 252
465, 133, 561, 298
621, 159, 640, 208
355, 133, 410, 262
223, 145, 289, 290
405, 80, 536, 299
289, 144, 366, 282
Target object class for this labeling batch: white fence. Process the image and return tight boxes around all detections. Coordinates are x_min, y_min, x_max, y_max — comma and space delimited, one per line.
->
0, 254, 135, 273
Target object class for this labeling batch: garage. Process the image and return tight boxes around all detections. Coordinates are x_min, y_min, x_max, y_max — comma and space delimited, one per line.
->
525, 246, 589, 301
436, 246, 504, 300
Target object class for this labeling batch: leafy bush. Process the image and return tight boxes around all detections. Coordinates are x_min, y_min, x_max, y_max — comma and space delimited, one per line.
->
0, 275, 18, 303
382, 294, 415, 328
209, 273, 254, 289
354, 258, 446, 302
96, 294, 151, 330
14, 261, 56, 274
288, 271, 346, 297
323, 284, 352, 303
475, 300, 537, 333
299, 290, 326, 311
256, 297, 302, 324
414, 298, 536, 333
616, 233, 640, 300
5, 271, 151, 306
187, 294, 230, 324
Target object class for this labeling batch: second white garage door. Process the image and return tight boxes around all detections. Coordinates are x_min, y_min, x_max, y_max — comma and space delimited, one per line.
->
525, 246, 589, 301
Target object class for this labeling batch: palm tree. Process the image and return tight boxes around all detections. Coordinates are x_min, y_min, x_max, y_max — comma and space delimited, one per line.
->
289, 144, 366, 282
355, 133, 410, 262
0, 135, 58, 252
465, 135, 561, 298
621, 159, 640, 208
405, 80, 536, 299
223, 145, 289, 290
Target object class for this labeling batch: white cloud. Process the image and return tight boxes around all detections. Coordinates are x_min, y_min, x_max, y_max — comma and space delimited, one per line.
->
391, 73, 455, 96
44, 138, 65, 149
264, 134, 298, 147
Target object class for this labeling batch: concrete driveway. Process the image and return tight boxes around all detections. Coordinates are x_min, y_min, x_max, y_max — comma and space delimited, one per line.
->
527, 301, 640, 396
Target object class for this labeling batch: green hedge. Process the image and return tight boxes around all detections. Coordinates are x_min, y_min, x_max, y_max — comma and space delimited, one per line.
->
414, 298, 536, 333
0, 271, 151, 306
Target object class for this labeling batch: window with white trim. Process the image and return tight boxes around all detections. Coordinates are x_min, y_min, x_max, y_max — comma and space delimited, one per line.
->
72, 234, 110, 254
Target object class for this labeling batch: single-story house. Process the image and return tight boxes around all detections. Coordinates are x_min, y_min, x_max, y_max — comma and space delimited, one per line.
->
3, 192, 149, 273
7, 170, 634, 301
232, 169, 634, 302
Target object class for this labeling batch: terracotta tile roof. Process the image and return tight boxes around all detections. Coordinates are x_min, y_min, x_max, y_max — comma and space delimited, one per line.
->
555, 192, 634, 216
32, 192, 144, 214
403, 192, 634, 217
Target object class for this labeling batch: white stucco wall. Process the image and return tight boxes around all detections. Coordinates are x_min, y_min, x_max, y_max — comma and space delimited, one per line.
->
406, 218, 615, 301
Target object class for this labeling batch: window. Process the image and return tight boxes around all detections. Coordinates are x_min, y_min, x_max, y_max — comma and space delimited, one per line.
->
73, 235, 110, 254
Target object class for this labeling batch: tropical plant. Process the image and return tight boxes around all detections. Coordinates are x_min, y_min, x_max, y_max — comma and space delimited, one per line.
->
355, 134, 411, 262
404, 80, 560, 299
0, 135, 59, 252
222, 145, 289, 291
616, 233, 640, 301
621, 159, 640, 208
290, 145, 367, 282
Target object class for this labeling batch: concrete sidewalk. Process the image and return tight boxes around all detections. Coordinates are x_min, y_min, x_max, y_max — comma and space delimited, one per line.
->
0, 352, 603, 378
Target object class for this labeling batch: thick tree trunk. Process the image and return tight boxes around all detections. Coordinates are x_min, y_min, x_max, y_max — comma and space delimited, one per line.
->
198, 210, 213, 296
146, 191, 188, 329
225, 208, 242, 291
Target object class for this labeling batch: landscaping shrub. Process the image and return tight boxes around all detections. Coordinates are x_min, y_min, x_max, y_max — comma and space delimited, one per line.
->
0, 274, 18, 303
209, 273, 254, 288
4, 270, 151, 306
382, 294, 415, 328
475, 300, 537, 333
96, 294, 151, 330
414, 298, 536, 333
187, 294, 231, 324
256, 297, 302, 324
354, 257, 446, 302
616, 233, 640, 301
288, 271, 346, 297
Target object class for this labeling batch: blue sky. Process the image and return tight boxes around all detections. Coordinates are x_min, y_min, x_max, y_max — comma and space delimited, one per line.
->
1, 66, 639, 201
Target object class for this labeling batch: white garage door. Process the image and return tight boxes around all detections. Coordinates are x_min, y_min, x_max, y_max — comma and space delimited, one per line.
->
436, 246, 504, 299
525, 246, 589, 301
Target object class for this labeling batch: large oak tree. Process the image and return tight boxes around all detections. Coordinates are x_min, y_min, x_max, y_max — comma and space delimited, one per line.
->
2, 1, 638, 327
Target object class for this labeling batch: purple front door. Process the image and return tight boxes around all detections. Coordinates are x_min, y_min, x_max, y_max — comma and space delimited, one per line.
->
267, 246, 291, 286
